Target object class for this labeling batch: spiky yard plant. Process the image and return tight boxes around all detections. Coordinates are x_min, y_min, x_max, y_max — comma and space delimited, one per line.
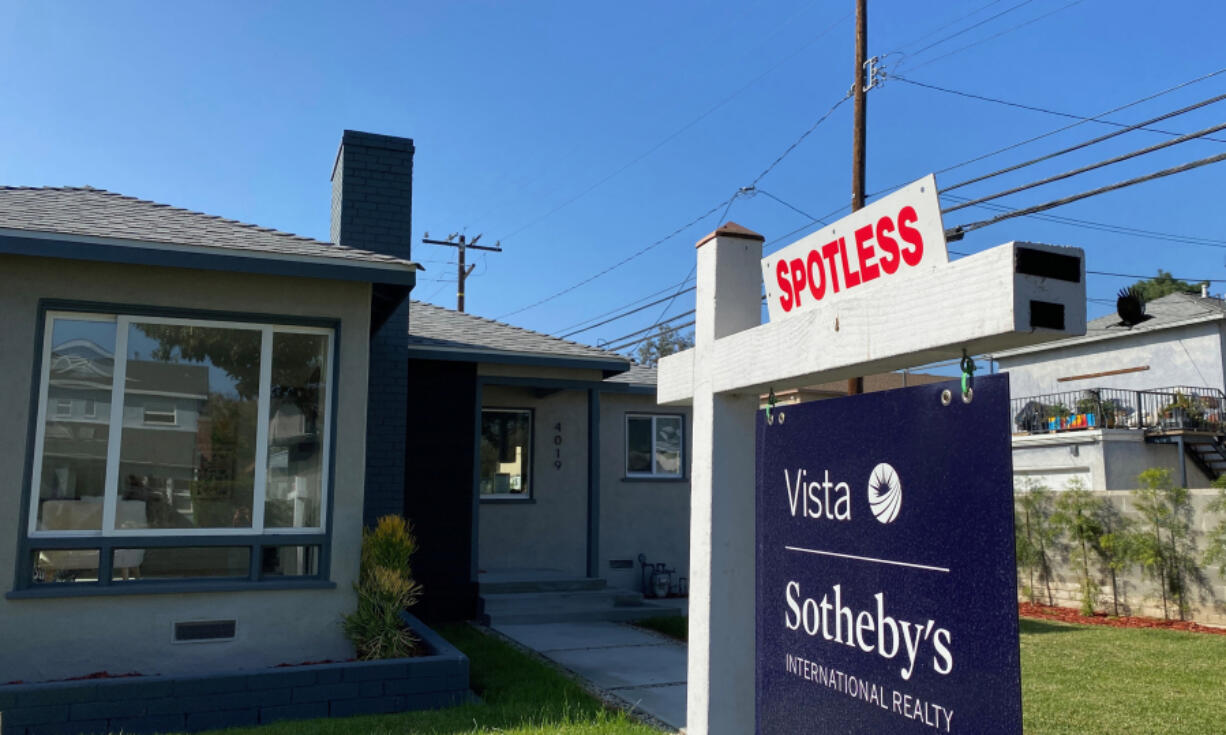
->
343, 515, 423, 659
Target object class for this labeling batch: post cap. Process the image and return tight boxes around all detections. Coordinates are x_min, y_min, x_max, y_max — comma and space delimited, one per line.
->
696, 221, 765, 248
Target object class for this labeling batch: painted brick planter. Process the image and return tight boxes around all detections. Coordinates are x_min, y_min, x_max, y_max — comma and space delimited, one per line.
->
0, 613, 469, 735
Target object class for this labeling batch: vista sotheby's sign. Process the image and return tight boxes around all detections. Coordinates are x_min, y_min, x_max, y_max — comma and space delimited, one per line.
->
755, 375, 1021, 734
760, 175, 948, 322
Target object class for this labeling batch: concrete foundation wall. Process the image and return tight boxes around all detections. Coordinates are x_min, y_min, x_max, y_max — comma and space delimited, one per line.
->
477, 386, 589, 577
598, 393, 691, 593
0, 255, 371, 682
998, 321, 1226, 397
1013, 430, 1213, 491
1018, 488, 1226, 626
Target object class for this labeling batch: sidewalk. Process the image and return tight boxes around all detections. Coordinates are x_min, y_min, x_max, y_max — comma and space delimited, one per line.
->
493, 621, 687, 732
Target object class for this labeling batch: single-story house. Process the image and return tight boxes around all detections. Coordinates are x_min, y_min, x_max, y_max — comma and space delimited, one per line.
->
1, 131, 690, 698
993, 291, 1226, 490
0, 162, 418, 685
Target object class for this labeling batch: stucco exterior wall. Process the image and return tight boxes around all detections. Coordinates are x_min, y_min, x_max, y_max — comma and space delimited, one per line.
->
0, 254, 371, 682
1012, 430, 1213, 491
598, 393, 691, 593
477, 385, 589, 577
996, 321, 1226, 397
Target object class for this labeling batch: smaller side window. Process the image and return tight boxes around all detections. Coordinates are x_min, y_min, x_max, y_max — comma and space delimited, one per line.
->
143, 405, 177, 426
55, 399, 72, 418
479, 409, 533, 499
626, 414, 684, 478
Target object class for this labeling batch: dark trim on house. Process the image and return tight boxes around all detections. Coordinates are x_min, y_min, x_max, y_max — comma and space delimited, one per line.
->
479, 375, 652, 393
11, 299, 342, 596
6, 578, 337, 599
586, 389, 600, 578
0, 233, 418, 287
408, 345, 628, 375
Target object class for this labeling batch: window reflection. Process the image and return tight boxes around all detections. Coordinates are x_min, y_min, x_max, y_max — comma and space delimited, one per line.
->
36, 319, 117, 533
119, 323, 261, 530
265, 332, 328, 528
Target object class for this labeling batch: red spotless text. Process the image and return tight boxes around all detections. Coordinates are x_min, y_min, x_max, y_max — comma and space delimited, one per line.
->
760, 175, 947, 322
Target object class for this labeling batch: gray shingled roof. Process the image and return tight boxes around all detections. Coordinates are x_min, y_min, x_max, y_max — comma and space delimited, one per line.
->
603, 363, 658, 386
0, 186, 417, 269
408, 300, 631, 367
995, 292, 1226, 358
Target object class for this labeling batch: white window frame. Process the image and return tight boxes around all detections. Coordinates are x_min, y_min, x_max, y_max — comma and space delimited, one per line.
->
142, 405, 178, 426
54, 399, 72, 418
27, 311, 334, 540
625, 413, 685, 479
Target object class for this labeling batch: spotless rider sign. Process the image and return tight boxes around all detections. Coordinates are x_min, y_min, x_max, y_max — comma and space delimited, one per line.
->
755, 375, 1022, 734
761, 175, 947, 322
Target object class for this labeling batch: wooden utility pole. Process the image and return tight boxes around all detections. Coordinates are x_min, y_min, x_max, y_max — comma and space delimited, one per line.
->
848, 0, 868, 395
421, 232, 503, 312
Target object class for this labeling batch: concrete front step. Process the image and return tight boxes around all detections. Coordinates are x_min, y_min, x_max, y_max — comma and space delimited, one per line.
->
482, 589, 686, 625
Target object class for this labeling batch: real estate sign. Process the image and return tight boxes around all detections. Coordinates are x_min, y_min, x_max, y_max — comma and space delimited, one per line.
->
760, 174, 948, 322
755, 374, 1021, 734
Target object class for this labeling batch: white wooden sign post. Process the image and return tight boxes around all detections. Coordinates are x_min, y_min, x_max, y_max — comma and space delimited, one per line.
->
658, 203, 1086, 734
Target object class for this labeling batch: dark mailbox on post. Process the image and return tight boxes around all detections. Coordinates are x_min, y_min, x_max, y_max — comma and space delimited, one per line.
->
755, 374, 1021, 734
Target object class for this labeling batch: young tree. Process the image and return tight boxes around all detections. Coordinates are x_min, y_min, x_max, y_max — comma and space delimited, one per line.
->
1095, 498, 1138, 617
1051, 478, 1104, 616
633, 324, 695, 367
1016, 480, 1061, 606
1202, 475, 1226, 577
1134, 468, 1197, 620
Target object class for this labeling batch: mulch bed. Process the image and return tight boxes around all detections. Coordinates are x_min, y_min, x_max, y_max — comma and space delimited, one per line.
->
1019, 602, 1226, 635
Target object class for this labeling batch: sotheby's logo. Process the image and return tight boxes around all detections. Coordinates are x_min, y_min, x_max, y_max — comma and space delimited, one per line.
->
867, 463, 902, 524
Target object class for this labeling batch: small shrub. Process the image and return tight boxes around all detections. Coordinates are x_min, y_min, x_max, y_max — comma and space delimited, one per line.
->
1015, 480, 1061, 605
1134, 468, 1197, 621
343, 515, 422, 659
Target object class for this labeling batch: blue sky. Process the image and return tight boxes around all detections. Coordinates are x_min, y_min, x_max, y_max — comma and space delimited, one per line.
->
3, 1, 1224, 358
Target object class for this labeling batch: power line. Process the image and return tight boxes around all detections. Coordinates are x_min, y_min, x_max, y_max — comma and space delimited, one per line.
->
889, 0, 1007, 53
495, 195, 735, 320
751, 92, 853, 186
602, 311, 697, 352
946, 150, 1226, 238
1084, 271, 1226, 283
940, 192, 1226, 248
936, 88, 1226, 194
491, 11, 851, 243
559, 285, 697, 339
552, 274, 696, 335
871, 66, 1226, 198
894, 76, 1226, 146
942, 120, 1226, 214
899, 0, 1035, 61
898, 0, 1090, 74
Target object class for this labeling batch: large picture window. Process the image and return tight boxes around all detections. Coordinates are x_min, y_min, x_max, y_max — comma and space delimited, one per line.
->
479, 409, 532, 500
23, 310, 333, 589
626, 413, 684, 479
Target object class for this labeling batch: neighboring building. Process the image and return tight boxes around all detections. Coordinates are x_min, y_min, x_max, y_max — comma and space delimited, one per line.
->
994, 292, 1226, 490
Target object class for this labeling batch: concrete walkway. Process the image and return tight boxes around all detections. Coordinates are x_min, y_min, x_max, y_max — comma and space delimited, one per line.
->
493, 621, 687, 732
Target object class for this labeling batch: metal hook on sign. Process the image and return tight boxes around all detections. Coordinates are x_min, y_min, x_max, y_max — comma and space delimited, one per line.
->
960, 350, 977, 403
766, 387, 778, 425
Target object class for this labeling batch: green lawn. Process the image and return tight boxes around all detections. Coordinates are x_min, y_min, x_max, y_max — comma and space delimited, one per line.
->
201, 624, 660, 735
197, 616, 1226, 735
634, 616, 1226, 735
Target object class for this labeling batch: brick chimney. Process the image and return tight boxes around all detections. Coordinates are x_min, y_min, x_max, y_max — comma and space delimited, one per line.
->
331, 130, 415, 526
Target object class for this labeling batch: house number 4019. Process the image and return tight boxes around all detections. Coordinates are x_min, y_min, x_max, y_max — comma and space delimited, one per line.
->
553, 422, 563, 470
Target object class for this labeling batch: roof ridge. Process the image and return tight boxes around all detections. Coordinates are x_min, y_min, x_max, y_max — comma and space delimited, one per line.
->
409, 300, 623, 357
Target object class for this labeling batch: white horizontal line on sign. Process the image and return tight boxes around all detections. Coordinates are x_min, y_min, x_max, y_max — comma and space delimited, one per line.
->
784, 545, 950, 574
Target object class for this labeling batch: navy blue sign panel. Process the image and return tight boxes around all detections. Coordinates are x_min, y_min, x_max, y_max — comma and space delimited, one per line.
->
755, 374, 1020, 735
